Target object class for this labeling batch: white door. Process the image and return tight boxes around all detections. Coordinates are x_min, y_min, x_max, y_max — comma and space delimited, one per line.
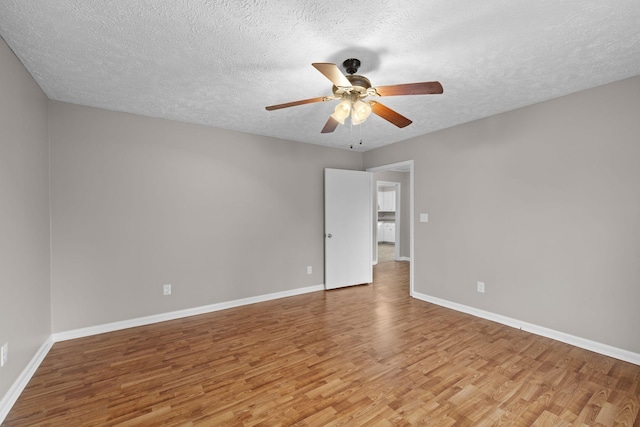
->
325, 168, 372, 290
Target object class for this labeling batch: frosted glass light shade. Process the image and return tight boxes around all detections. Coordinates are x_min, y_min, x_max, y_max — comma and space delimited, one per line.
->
330, 100, 351, 124
351, 100, 372, 125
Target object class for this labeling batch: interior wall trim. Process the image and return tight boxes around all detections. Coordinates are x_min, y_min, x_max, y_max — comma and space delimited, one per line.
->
413, 291, 640, 366
0, 337, 54, 424
53, 284, 325, 342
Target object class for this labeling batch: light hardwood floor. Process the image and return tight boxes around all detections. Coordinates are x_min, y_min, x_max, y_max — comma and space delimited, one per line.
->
377, 243, 395, 263
5, 261, 640, 426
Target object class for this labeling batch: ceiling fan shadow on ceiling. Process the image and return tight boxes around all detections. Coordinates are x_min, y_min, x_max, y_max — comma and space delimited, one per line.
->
265, 58, 443, 133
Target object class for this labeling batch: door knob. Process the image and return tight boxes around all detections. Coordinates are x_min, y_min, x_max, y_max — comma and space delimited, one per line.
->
327, 233, 332, 238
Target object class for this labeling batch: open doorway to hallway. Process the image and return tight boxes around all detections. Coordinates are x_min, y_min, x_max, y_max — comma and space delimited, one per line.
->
376, 181, 400, 263
367, 160, 414, 295
372, 254, 410, 293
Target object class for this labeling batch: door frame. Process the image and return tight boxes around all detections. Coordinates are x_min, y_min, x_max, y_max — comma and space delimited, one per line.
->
367, 160, 414, 296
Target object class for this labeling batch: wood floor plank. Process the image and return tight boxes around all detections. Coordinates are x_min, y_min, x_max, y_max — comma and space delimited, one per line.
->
4, 261, 640, 426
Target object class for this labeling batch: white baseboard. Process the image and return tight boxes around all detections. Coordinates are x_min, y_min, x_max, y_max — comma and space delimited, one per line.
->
53, 284, 325, 342
0, 336, 54, 424
413, 291, 640, 366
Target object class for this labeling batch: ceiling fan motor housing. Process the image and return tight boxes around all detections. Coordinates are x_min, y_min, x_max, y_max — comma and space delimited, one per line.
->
332, 74, 372, 98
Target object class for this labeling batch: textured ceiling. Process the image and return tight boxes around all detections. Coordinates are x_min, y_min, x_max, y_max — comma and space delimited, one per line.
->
1, 1, 639, 151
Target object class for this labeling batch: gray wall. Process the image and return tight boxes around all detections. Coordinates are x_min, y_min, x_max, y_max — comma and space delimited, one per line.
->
49, 101, 362, 332
373, 170, 410, 259
364, 75, 640, 354
0, 38, 51, 398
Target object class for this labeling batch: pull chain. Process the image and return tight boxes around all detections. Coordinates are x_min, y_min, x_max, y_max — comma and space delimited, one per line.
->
350, 118, 364, 150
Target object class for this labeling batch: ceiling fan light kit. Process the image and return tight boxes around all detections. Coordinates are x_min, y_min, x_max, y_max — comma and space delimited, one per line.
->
265, 58, 443, 135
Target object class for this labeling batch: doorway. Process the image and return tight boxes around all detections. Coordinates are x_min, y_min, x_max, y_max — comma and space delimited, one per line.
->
367, 160, 414, 296
376, 181, 400, 263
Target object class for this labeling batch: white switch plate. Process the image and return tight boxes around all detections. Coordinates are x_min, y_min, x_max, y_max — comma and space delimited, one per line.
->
420, 213, 429, 222
307, 266, 312, 275
477, 281, 485, 293
1, 342, 7, 367
163, 284, 172, 295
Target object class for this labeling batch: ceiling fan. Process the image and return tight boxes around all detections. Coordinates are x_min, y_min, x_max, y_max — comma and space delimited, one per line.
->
265, 58, 443, 133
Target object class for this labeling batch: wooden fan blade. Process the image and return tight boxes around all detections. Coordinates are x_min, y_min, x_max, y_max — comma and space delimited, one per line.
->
265, 96, 328, 111
374, 81, 443, 97
312, 63, 352, 88
370, 101, 412, 128
321, 116, 340, 133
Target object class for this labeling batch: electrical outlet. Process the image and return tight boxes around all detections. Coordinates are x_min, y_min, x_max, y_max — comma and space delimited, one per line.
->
163, 284, 172, 295
1, 342, 7, 367
307, 266, 312, 275
477, 281, 485, 293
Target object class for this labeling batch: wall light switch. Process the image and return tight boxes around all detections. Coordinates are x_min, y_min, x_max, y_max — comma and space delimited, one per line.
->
420, 213, 429, 223
163, 284, 172, 295
307, 266, 312, 275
